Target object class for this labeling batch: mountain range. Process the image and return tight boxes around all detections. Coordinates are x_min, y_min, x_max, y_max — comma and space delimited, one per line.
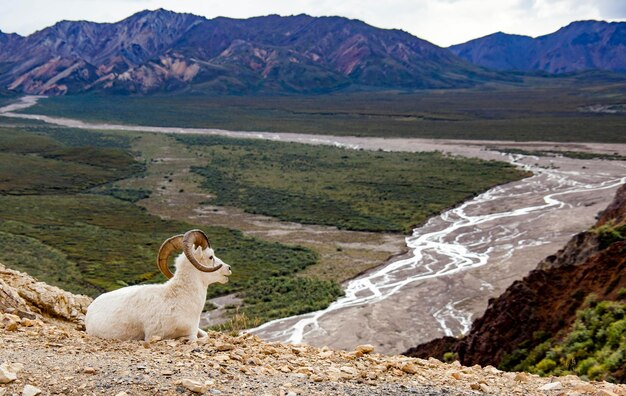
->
0, 10, 623, 95
450, 20, 626, 73
0, 10, 496, 95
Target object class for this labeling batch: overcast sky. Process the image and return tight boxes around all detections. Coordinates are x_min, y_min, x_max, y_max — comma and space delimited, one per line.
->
0, 0, 624, 47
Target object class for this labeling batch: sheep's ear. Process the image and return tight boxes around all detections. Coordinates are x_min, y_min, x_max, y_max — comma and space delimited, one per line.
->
194, 245, 203, 257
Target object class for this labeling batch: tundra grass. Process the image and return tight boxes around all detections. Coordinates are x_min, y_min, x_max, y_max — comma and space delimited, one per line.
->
21, 77, 626, 143
0, 122, 329, 325
0, 194, 320, 300
178, 135, 529, 233
0, 125, 143, 194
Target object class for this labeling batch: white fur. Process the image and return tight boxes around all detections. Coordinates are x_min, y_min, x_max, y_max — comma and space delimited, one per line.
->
85, 246, 231, 341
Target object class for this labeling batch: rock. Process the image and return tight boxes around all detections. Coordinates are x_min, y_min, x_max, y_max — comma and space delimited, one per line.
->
594, 390, 618, 396
181, 378, 209, 394
261, 346, 278, 355
355, 344, 374, 355
326, 367, 343, 381
470, 383, 481, 391
295, 367, 312, 375
538, 381, 562, 391
83, 367, 96, 374
290, 347, 307, 355
400, 363, 419, 375
5, 320, 18, 331
0, 263, 91, 324
450, 371, 462, 380
114, 392, 129, 396
483, 365, 500, 375
311, 374, 324, 382
514, 372, 530, 382
0, 362, 19, 384
319, 350, 333, 359
22, 385, 42, 396
246, 357, 261, 366
20, 318, 35, 327
339, 366, 358, 378
215, 342, 235, 352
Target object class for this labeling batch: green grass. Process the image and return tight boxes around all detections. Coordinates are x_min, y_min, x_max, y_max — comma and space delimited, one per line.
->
500, 298, 626, 383
19, 77, 626, 142
93, 187, 152, 203
0, 121, 326, 325
592, 221, 626, 249
178, 135, 529, 233
0, 194, 318, 299
0, 125, 143, 195
238, 277, 343, 321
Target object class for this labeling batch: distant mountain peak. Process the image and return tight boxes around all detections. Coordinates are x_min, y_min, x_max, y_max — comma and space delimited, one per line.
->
450, 19, 625, 73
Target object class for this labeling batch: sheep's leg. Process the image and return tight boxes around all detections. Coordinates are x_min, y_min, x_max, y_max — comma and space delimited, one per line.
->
185, 331, 198, 342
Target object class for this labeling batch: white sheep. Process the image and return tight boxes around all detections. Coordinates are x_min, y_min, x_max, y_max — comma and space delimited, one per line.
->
85, 229, 232, 341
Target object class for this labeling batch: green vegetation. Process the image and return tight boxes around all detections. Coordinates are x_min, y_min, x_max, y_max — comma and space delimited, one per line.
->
22, 78, 626, 142
0, 121, 330, 325
178, 135, 528, 233
592, 221, 626, 249
443, 352, 459, 363
500, 298, 626, 383
238, 277, 343, 321
94, 187, 152, 203
0, 124, 143, 194
0, 194, 320, 300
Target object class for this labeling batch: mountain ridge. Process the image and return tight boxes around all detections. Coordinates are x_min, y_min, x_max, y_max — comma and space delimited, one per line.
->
0, 9, 500, 95
450, 20, 626, 73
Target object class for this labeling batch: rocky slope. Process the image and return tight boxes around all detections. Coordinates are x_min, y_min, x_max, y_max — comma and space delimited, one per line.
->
1, 263, 625, 395
405, 184, 626, 380
0, 10, 499, 95
450, 20, 626, 73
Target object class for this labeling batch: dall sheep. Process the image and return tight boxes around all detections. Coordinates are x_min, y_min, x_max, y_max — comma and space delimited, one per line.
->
85, 229, 232, 341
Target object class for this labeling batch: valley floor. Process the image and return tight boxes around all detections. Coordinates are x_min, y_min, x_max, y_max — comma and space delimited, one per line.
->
2, 97, 625, 354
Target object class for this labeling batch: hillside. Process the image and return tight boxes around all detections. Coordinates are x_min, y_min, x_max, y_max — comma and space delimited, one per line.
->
1, 263, 625, 395
0, 10, 499, 95
449, 20, 626, 73
406, 184, 626, 383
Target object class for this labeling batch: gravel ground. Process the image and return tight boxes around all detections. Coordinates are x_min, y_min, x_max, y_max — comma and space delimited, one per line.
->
1, 314, 625, 396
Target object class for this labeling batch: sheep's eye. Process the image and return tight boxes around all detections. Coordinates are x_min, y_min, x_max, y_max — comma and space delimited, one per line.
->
208, 256, 214, 261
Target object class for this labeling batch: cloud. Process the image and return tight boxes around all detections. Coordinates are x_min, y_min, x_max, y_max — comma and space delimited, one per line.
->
597, 0, 626, 18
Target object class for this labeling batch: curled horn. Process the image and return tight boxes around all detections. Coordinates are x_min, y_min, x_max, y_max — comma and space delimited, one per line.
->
157, 234, 183, 279
183, 229, 223, 273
